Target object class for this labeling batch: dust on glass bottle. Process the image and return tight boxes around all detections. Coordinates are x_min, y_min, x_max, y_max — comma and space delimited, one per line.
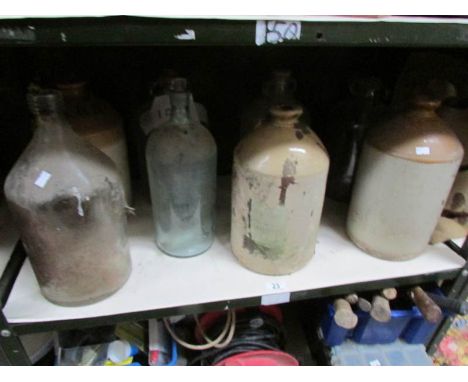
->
137, 70, 209, 200
347, 91, 464, 261
4, 89, 131, 306
57, 82, 132, 203
326, 77, 382, 202
240, 70, 310, 137
146, 78, 217, 257
232, 104, 329, 275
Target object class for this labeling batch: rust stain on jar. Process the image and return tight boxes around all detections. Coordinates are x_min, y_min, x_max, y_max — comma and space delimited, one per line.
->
279, 158, 296, 205
279, 176, 295, 205
294, 123, 311, 136
247, 199, 252, 230
243, 235, 269, 257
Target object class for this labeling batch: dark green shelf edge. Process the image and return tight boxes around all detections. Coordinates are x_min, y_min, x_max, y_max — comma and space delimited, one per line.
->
2, 16, 468, 47
8, 268, 461, 335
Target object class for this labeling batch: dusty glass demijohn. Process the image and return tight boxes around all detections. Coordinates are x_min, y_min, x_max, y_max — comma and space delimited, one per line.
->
347, 91, 464, 261
4, 89, 132, 306
231, 104, 329, 275
146, 78, 217, 257
57, 82, 132, 204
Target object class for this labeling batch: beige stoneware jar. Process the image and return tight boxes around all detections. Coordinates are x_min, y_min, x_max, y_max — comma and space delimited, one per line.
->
438, 102, 468, 229
231, 105, 329, 275
347, 96, 464, 261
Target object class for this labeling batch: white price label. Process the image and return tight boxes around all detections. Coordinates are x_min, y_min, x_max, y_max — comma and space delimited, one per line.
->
256, 20, 301, 46
261, 281, 290, 306
416, 146, 431, 155
34, 170, 51, 189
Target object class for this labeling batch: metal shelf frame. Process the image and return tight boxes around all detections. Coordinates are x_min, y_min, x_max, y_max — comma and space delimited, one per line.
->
0, 237, 466, 365
1, 16, 468, 47
0, 15, 468, 365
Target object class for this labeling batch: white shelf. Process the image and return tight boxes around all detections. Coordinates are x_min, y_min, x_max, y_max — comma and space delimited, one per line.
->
3, 179, 465, 324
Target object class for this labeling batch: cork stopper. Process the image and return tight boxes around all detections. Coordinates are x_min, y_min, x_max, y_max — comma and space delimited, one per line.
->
410, 93, 441, 111
270, 104, 303, 127
169, 77, 188, 93
57, 82, 87, 99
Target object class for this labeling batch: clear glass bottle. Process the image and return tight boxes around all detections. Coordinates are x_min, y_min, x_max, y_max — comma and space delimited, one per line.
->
4, 89, 131, 306
240, 70, 309, 137
146, 78, 217, 257
136, 70, 209, 200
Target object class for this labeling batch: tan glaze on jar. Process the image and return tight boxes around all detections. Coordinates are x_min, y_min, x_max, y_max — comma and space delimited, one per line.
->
347, 97, 464, 261
231, 105, 329, 275
58, 82, 132, 203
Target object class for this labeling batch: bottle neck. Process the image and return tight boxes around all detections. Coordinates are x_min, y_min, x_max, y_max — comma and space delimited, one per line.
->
169, 92, 191, 125
33, 112, 72, 145
264, 79, 296, 104
57, 82, 88, 101
405, 99, 440, 119
270, 106, 302, 128
29, 94, 73, 145
354, 94, 376, 125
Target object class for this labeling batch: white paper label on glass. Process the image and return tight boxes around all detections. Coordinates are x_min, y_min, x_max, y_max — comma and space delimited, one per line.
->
34, 170, 51, 189
255, 20, 301, 46
416, 146, 431, 155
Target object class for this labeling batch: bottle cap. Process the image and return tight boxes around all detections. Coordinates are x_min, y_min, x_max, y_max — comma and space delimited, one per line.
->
107, 340, 139, 363
269, 104, 303, 122
169, 77, 188, 93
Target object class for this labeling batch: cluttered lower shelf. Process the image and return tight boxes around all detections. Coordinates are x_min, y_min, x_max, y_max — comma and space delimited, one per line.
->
3, 180, 465, 332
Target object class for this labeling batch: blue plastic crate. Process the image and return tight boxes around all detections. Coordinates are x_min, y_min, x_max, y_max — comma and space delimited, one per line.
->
320, 304, 354, 346
330, 340, 433, 366
352, 308, 413, 344
401, 289, 449, 344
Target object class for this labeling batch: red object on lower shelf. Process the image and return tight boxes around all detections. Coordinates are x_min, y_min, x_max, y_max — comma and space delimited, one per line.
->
214, 350, 299, 366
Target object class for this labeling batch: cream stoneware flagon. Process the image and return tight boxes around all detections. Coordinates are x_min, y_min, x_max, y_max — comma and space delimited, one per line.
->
347, 97, 464, 261
231, 105, 329, 275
